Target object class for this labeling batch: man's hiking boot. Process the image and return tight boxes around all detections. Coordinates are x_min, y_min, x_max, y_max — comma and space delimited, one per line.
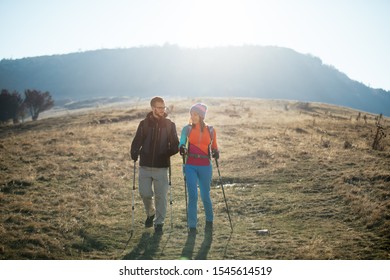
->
205, 221, 213, 233
154, 224, 163, 235
145, 215, 155, 228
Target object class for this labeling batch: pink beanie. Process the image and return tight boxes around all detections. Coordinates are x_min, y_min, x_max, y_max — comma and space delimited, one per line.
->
190, 103, 207, 119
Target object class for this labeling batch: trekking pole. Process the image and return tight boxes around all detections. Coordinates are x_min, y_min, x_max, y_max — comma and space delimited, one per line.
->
215, 158, 233, 232
169, 159, 173, 230
131, 161, 136, 236
121, 161, 136, 254
182, 155, 189, 230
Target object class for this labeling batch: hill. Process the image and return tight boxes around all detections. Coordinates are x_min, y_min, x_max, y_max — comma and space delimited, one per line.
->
1, 45, 389, 116
0, 98, 389, 259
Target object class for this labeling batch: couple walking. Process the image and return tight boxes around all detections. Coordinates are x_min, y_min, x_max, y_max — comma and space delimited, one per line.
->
130, 97, 219, 235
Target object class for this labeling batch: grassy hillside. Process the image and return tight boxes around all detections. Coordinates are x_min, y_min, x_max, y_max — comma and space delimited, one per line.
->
0, 98, 389, 259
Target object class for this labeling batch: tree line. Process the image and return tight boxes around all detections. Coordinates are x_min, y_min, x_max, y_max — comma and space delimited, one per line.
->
0, 89, 54, 124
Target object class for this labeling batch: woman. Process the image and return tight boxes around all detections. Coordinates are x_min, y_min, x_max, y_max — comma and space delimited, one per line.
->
179, 103, 219, 235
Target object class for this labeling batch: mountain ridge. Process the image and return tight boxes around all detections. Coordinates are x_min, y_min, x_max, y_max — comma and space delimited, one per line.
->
1, 45, 389, 116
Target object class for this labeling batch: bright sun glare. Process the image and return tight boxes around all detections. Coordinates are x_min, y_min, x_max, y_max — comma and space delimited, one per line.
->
174, 1, 285, 48
175, 1, 256, 47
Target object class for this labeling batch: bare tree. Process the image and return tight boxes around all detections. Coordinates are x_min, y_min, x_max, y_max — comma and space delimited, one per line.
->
23, 89, 54, 121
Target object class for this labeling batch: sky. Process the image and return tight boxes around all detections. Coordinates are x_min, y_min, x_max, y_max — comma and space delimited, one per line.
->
1, 0, 389, 90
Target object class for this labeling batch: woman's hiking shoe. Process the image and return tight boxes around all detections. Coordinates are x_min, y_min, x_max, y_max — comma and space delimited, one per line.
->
145, 215, 155, 228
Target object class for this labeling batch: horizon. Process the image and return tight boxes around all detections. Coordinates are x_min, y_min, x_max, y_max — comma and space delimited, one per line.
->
1, 0, 389, 91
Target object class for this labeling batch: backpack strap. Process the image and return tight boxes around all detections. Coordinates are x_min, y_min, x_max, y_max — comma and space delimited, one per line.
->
165, 119, 173, 149
208, 125, 214, 145
185, 124, 192, 140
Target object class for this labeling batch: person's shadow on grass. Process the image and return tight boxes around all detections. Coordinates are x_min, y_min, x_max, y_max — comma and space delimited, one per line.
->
122, 232, 162, 260
195, 231, 212, 260
180, 231, 213, 260
180, 232, 197, 260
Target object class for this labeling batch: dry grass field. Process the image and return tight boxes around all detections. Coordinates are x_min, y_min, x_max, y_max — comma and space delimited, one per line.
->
0, 98, 389, 260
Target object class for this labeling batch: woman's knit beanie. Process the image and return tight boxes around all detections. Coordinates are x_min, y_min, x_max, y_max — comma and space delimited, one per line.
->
190, 103, 207, 119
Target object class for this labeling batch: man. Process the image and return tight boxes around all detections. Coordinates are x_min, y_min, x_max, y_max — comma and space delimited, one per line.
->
130, 97, 179, 234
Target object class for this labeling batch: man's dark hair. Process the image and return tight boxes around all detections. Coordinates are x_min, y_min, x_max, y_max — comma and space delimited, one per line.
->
150, 96, 165, 107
